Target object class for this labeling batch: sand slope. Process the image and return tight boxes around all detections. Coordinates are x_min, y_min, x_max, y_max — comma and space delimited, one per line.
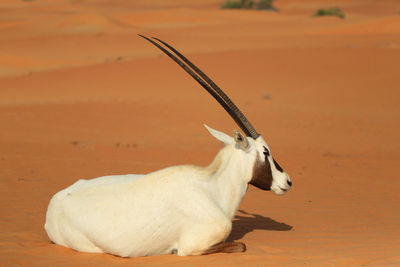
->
1, 0, 400, 266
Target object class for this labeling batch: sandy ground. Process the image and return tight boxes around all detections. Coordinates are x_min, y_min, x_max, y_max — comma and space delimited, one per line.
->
1, 0, 400, 266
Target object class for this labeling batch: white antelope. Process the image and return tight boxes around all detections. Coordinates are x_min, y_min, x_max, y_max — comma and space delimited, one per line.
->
45, 35, 292, 257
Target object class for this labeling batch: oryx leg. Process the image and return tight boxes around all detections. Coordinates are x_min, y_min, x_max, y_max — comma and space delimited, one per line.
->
202, 241, 246, 255
176, 217, 245, 256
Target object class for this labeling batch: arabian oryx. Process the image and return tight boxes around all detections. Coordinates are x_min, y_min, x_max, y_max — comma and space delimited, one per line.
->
45, 35, 292, 257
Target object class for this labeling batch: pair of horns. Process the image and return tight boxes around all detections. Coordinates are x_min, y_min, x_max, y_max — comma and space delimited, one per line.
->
139, 35, 260, 140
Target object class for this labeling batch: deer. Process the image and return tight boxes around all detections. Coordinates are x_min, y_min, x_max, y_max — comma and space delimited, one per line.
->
44, 35, 292, 257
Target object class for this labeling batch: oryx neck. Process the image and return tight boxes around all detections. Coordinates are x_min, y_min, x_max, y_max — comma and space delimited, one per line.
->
206, 145, 253, 219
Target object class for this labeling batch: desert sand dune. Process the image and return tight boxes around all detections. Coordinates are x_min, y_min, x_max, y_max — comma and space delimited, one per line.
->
1, 0, 399, 266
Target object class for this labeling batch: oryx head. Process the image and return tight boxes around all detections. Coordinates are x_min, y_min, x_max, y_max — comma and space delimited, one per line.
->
139, 35, 292, 195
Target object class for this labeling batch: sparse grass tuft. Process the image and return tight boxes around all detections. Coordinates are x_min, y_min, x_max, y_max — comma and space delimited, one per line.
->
221, 1, 242, 9
256, 0, 276, 11
221, 0, 276, 11
313, 7, 345, 19
221, 0, 254, 9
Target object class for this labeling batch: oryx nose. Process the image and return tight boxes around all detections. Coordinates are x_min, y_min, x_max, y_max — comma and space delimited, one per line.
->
287, 180, 292, 187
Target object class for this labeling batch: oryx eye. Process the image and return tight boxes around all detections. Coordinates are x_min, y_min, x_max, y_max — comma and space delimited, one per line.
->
263, 146, 270, 156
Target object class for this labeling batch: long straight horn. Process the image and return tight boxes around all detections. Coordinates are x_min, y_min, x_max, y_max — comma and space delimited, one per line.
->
139, 34, 260, 139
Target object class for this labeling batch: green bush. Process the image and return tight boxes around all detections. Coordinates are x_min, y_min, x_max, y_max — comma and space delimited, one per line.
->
221, 0, 254, 9
221, 0, 243, 9
256, 0, 275, 10
222, 0, 277, 10
313, 7, 345, 19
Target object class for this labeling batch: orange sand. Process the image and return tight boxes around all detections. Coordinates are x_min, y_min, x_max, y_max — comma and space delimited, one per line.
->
1, 0, 399, 266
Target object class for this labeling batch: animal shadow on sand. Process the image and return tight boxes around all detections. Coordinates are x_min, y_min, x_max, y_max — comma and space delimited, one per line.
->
227, 210, 292, 242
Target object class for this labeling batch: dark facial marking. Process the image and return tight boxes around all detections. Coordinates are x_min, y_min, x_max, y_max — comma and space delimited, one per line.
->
264, 146, 284, 173
273, 158, 284, 172
250, 153, 273, 191
263, 146, 270, 156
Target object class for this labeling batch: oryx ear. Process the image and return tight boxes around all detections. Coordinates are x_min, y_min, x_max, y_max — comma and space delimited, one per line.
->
234, 130, 249, 150
204, 124, 233, 145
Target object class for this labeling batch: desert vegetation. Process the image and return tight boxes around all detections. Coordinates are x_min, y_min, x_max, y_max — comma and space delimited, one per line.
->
221, 0, 276, 11
312, 7, 345, 19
